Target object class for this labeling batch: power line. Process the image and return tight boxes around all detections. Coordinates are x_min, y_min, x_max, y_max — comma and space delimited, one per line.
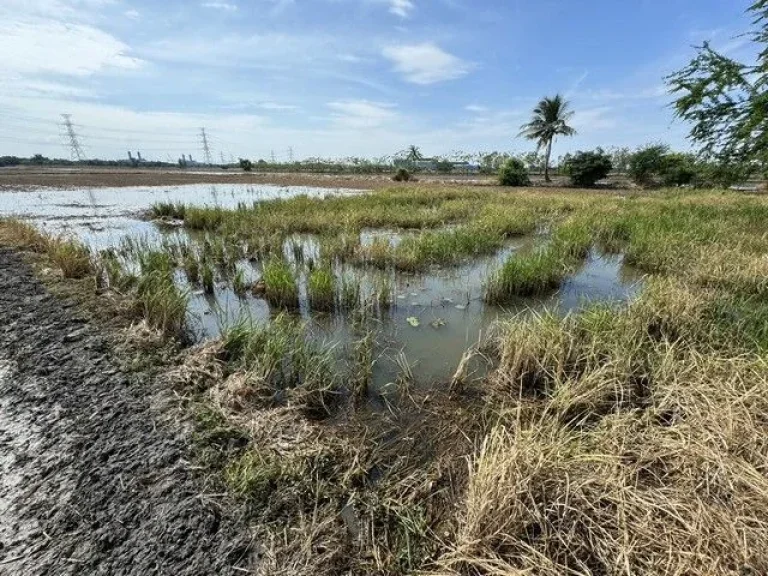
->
61, 114, 85, 161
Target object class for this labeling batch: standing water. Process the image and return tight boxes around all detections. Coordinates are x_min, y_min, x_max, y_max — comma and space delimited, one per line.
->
1, 184, 643, 389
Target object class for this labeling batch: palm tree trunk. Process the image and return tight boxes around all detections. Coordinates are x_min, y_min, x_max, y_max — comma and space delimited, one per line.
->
544, 139, 553, 183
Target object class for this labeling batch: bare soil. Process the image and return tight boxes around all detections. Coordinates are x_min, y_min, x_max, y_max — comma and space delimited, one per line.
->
0, 167, 419, 190
0, 248, 254, 575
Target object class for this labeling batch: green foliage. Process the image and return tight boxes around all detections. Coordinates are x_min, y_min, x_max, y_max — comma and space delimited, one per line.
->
667, 1, 768, 174
135, 268, 188, 337
393, 168, 411, 182
152, 201, 186, 219
48, 238, 92, 279
239, 158, 253, 172
628, 144, 669, 186
484, 247, 567, 302
660, 153, 697, 186
308, 266, 335, 311
519, 94, 577, 181
498, 158, 530, 186
262, 258, 299, 308
201, 263, 215, 294
563, 148, 613, 187
232, 268, 249, 297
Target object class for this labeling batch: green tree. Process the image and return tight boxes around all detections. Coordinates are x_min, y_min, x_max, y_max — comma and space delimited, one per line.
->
628, 144, 669, 186
667, 1, 768, 175
563, 148, 613, 187
498, 158, 530, 187
519, 94, 577, 182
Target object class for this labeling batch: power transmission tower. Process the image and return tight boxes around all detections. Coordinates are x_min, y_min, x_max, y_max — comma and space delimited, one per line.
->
288, 147, 294, 163
61, 114, 85, 161
220, 152, 226, 165
270, 150, 276, 163
200, 127, 213, 165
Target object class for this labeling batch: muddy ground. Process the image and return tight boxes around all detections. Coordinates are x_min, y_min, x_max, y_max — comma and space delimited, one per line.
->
0, 167, 500, 191
0, 248, 254, 575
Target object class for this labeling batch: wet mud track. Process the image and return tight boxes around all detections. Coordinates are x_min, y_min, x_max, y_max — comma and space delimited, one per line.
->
0, 248, 252, 575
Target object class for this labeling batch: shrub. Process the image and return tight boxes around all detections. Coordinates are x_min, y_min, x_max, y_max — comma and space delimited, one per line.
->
498, 158, 530, 187
628, 144, 668, 186
393, 168, 411, 182
660, 153, 697, 187
563, 149, 613, 187
239, 158, 253, 172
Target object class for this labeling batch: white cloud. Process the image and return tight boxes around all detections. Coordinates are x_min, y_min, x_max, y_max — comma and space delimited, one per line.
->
124, 9, 140, 19
389, 0, 414, 18
201, 1, 238, 11
0, 19, 142, 77
257, 102, 299, 111
465, 104, 487, 113
382, 42, 471, 85
327, 99, 397, 128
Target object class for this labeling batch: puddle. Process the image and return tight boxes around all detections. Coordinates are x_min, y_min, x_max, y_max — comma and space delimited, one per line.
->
2, 184, 643, 392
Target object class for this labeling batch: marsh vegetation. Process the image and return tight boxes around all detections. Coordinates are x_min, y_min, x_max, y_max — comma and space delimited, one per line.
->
4, 182, 768, 574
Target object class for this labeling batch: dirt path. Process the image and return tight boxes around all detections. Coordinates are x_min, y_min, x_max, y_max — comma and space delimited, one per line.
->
0, 248, 253, 575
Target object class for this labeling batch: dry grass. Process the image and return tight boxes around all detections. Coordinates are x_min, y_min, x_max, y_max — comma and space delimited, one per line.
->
436, 348, 768, 575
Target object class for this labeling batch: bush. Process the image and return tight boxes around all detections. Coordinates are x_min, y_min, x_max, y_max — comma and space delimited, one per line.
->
660, 153, 697, 187
239, 158, 253, 172
393, 168, 411, 182
628, 144, 668, 186
498, 158, 530, 187
563, 149, 613, 187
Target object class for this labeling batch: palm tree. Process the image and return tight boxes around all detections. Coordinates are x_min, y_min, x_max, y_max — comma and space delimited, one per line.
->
519, 95, 576, 182
405, 145, 424, 163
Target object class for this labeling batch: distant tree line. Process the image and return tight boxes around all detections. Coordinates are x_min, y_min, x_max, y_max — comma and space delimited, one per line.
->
0, 154, 175, 168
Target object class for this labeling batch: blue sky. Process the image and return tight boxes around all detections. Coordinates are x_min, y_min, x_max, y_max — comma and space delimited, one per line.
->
0, 0, 755, 162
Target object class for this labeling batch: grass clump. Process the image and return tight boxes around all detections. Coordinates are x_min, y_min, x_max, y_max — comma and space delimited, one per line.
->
485, 247, 566, 301
134, 255, 188, 338
221, 316, 341, 416
262, 258, 299, 308
48, 237, 93, 278
232, 268, 249, 297
308, 266, 335, 311
151, 201, 186, 219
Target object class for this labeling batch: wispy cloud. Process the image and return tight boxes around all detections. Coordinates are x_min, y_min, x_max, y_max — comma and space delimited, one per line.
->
465, 104, 488, 113
0, 19, 141, 77
327, 99, 397, 128
201, 1, 238, 12
382, 42, 471, 85
389, 0, 415, 18
257, 101, 299, 111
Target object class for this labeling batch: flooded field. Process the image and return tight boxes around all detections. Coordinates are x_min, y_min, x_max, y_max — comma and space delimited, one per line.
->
0, 183, 360, 248
1, 184, 643, 389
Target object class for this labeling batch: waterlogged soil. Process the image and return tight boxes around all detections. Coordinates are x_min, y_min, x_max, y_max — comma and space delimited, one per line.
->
0, 183, 360, 249
0, 167, 394, 192
194, 235, 642, 388
0, 248, 253, 575
0, 182, 643, 389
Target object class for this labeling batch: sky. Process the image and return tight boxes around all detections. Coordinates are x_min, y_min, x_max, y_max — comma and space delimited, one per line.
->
0, 0, 757, 162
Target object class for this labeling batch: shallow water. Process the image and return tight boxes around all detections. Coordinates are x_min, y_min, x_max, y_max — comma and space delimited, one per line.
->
3, 183, 643, 389
189, 235, 642, 389
0, 183, 359, 249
